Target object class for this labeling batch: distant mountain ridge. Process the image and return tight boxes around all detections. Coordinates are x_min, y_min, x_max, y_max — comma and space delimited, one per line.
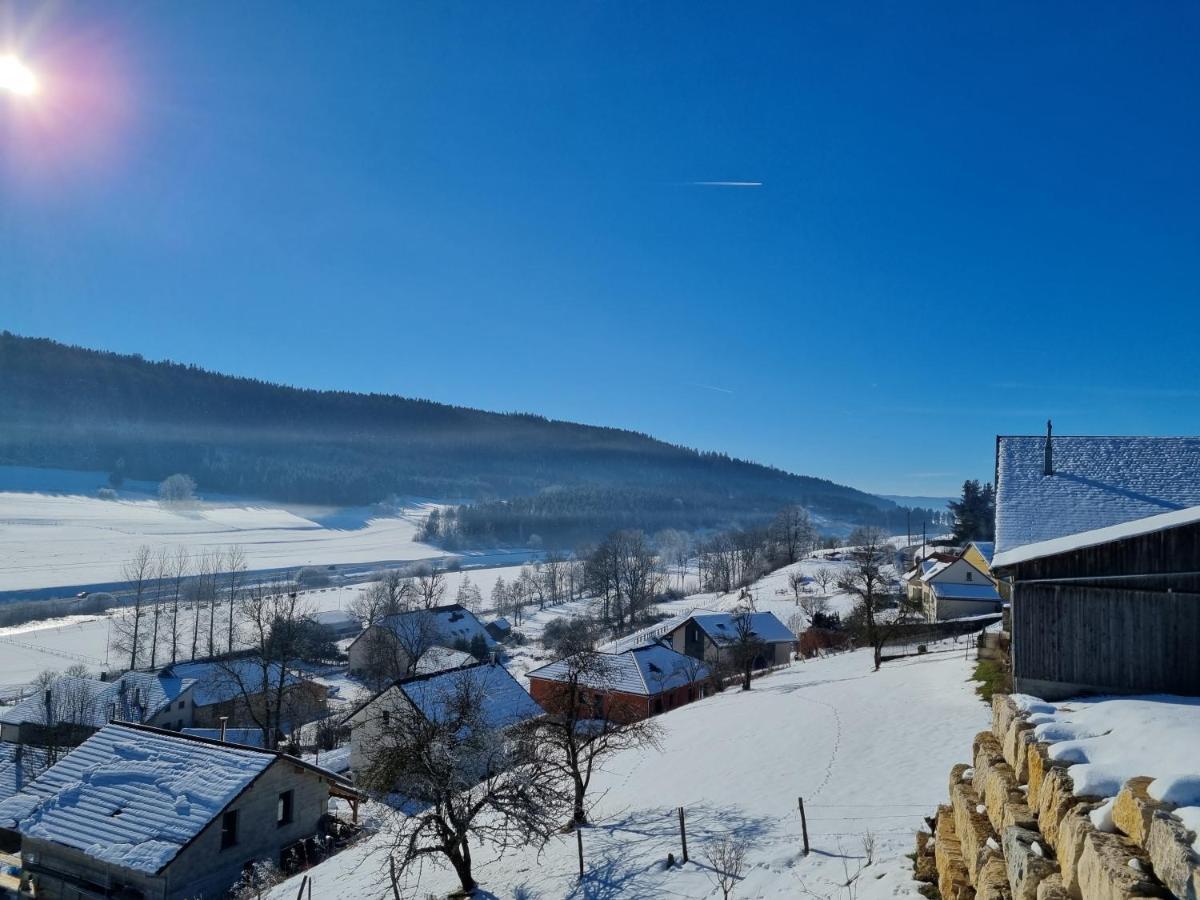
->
0, 332, 921, 542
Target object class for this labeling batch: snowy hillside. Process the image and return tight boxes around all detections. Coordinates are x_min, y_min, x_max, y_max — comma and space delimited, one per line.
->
271, 645, 988, 899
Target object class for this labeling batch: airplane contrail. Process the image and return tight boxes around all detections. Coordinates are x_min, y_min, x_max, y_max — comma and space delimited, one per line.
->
687, 382, 735, 395
685, 181, 763, 187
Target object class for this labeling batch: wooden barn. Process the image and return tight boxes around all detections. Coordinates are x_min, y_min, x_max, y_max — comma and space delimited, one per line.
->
993, 427, 1200, 699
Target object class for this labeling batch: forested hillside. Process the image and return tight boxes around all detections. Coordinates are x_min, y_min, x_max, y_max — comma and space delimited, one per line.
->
0, 333, 924, 542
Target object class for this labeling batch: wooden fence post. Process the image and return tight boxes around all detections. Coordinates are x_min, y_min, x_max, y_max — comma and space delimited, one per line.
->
798, 797, 810, 855
678, 806, 689, 863
577, 826, 585, 878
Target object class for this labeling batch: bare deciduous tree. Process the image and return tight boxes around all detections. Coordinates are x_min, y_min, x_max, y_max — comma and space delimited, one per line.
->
812, 567, 837, 596
729, 611, 767, 691
706, 833, 749, 900
537, 637, 662, 825
359, 671, 568, 896
114, 545, 153, 671
837, 529, 920, 671
413, 564, 446, 609
224, 545, 247, 654
773, 505, 815, 564
799, 592, 830, 626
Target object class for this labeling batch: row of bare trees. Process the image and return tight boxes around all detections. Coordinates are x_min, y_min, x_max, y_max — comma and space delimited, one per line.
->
698, 506, 819, 593
111, 544, 248, 672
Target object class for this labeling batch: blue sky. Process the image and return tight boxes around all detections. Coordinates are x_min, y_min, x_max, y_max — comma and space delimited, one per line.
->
3, 2, 1199, 498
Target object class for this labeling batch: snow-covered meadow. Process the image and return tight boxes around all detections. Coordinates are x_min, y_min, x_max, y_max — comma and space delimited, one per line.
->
271, 644, 988, 899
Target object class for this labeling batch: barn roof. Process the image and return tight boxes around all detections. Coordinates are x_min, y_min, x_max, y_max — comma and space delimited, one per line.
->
993, 503, 1200, 569
0, 723, 355, 875
995, 435, 1200, 555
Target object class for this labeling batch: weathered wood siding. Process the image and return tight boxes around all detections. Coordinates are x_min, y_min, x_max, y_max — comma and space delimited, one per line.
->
1013, 583, 1200, 696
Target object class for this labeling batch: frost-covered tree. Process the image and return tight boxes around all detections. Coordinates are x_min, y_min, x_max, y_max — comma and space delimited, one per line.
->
157, 473, 196, 504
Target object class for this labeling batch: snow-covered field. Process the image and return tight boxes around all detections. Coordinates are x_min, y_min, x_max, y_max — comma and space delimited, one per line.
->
271, 644, 988, 899
0, 489, 448, 593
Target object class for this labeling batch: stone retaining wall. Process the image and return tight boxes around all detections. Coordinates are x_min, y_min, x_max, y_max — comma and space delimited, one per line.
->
912, 694, 1200, 899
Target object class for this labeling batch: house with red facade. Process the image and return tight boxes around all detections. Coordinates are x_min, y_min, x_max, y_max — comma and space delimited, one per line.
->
527, 644, 711, 723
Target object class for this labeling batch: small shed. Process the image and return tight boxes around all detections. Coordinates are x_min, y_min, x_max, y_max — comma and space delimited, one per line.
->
312, 609, 363, 640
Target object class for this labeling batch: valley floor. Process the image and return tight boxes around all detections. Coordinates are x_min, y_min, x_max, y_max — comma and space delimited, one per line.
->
271, 644, 989, 900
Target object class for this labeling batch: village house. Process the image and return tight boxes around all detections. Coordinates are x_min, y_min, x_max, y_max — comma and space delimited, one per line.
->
993, 427, 1200, 699
484, 616, 512, 643
527, 643, 711, 724
661, 610, 794, 672
162, 658, 329, 736
345, 603, 494, 679
0, 722, 360, 900
344, 661, 541, 778
0, 671, 197, 748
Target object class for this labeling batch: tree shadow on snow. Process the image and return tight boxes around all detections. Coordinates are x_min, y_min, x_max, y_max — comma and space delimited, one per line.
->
563, 802, 772, 900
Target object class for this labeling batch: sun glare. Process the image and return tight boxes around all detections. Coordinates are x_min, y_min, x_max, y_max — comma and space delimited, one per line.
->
0, 54, 39, 97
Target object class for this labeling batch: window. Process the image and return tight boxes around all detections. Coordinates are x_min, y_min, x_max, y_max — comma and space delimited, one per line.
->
177, 700, 185, 709
381, 710, 390, 727
220, 810, 239, 849
965, 571, 973, 582
277, 790, 294, 827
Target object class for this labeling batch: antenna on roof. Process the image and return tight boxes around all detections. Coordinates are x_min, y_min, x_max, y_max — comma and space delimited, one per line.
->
1044, 419, 1054, 476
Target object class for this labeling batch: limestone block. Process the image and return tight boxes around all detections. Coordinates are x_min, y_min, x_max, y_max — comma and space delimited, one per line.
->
983, 761, 1026, 834
977, 854, 1012, 900
1027, 743, 1053, 809
1144, 810, 1199, 900
937, 822, 971, 900
1037, 767, 1087, 850
975, 731, 1007, 792
1013, 728, 1036, 785
993, 694, 1021, 739
1003, 825, 1059, 900
951, 763, 972, 797
1002, 800, 1039, 833
1113, 777, 1167, 848
953, 779, 1001, 884
1076, 829, 1164, 900
1004, 720, 1035, 781
1035, 873, 1070, 900
1055, 804, 1098, 896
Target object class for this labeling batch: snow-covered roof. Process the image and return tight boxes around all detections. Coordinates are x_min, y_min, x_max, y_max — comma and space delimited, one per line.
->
0, 723, 274, 873
164, 659, 306, 707
0, 673, 194, 730
313, 610, 361, 628
682, 611, 795, 647
413, 645, 475, 675
929, 582, 1001, 601
396, 663, 542, 731
0, 743, 50, 804
354, 604, 495, 652
488, 617, 511, 631
995, 435, 1200, 555
528, 644, 710, 696
180, 728, 266, 747
993, 503, 1200, 569
0, 724, 354, 875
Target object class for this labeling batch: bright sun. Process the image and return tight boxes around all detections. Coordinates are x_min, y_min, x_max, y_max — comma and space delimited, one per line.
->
0, 54, 39, 97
